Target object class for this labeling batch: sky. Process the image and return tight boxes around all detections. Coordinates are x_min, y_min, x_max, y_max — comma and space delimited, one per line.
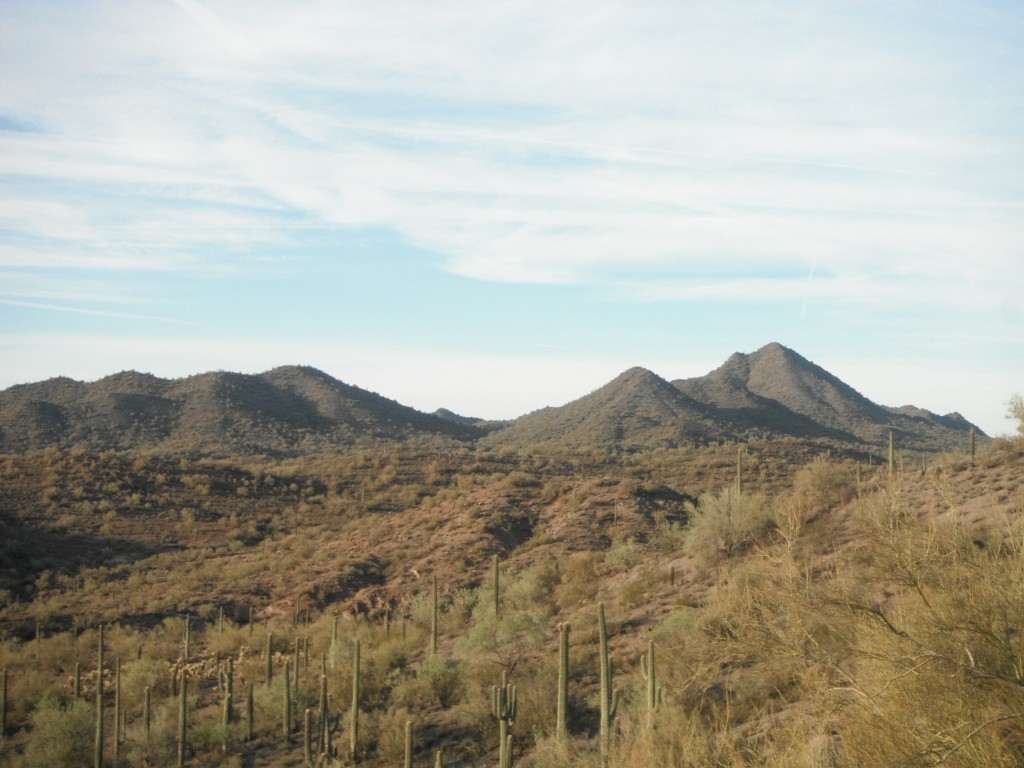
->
1, 1, 1022, 436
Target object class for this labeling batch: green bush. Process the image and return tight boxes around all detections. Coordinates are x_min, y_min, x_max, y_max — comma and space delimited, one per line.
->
17, 696, 92, 768
683, 487, 774, 567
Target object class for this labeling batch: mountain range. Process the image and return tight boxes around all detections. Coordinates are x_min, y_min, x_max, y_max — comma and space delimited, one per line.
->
0, 343, 980, 455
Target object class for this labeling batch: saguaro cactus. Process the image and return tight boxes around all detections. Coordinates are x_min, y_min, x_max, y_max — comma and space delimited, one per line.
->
283, 660, 292, 743
491, 670, 517, 768
493, 554, 501, 617
597, 603, 619, 764
74, 662, 82, 700
183, 613, 191, 662
318, 673, 331, 758
639, 638, 663, 726
245, 684, 254, 742
303, 709, 314, 767
431, 574, 439, 656
736, 445, 744, 496
114, 658, 122, 762
143, 686, 151, 740
331, 616, 340, 668
1, 667, 7, 740
177, 671, 187, 768
888, 430, 895, 479
404, 720, 413, 768
95, 624, 104, 768
350, 638, 361, 763
220, 659, 234, 754
970, 428, 976, 468
220, 659, 234, 726
556, 623, 569, 742
265, 632, 274, 684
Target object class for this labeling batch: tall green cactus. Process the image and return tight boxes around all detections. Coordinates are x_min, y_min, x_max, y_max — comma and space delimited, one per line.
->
556, 623, 569, 742
639, 638, 663, 726
491, 670, 517, 768
318, 672, 331, 758
1, 667, 7, 741
404, 720, 413, 768
303, 708, 314, 767
177, 671, 187, 768
283, 660, 292, 743
95, 624, 104, 768
220, 658, 234, 754
220, 659, 234, 725
74, 662, 81, 700
183, 612, 190, 662
265, 632, 274, 684
431, 574, 439, 656
970, 428, 976, 468
114, 658, 122, 763
331, 616, 340, 669
143, 686, 151, 741
888, 430, 895, 480
245, 684, 254, 742
597, 603, 619, 764
493, 554, 501, 618
350, 638, 361, 763
736, 445, 743, 496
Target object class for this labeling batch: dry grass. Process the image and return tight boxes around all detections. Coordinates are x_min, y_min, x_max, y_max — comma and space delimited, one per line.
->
0, 437, 1021, 765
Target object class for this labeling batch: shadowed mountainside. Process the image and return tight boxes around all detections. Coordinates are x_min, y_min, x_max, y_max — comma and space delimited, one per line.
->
0, 344, 983, 456
483, 343, 981, 453
0, 365, 483, 455
673, 342, 978, 451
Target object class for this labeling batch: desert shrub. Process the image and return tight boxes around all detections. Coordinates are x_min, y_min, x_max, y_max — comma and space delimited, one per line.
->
507, 470, 537, 488
446, 587, 479, 630
374, 706, 414, 764
421, 655, 463, 708
16, 696, 93, 768
504, 559, 560, 612
649, 522, 687, 554
391, 653, 462, 709
830, 486, 1024, 765
604, 538, 641, 571
405, 585, 450, 630
460, 607, 548, 679
120, 655, 172, 703
683, 487, 774, 567
792, 455, 857, 512
554, 552, 601, 611
122, 693, 179, 767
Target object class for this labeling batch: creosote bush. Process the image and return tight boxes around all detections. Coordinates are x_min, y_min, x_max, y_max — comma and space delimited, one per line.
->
2, 437, 1023, 767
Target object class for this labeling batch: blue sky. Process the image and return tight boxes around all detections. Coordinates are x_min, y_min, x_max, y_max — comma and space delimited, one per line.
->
1, 0, 1022, 435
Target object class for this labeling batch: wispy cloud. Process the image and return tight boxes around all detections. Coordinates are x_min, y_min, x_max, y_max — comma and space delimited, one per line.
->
1, 0, 1021, 432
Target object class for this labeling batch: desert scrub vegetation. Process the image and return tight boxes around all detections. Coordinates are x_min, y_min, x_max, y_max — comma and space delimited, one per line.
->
0, 437, 1021, 766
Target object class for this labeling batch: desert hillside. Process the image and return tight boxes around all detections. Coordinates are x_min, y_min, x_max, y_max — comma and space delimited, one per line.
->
1, 419, 1022, 766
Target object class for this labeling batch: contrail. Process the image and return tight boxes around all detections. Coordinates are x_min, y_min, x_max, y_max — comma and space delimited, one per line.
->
0, 298, 193, 325
801, 257, 817, 319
